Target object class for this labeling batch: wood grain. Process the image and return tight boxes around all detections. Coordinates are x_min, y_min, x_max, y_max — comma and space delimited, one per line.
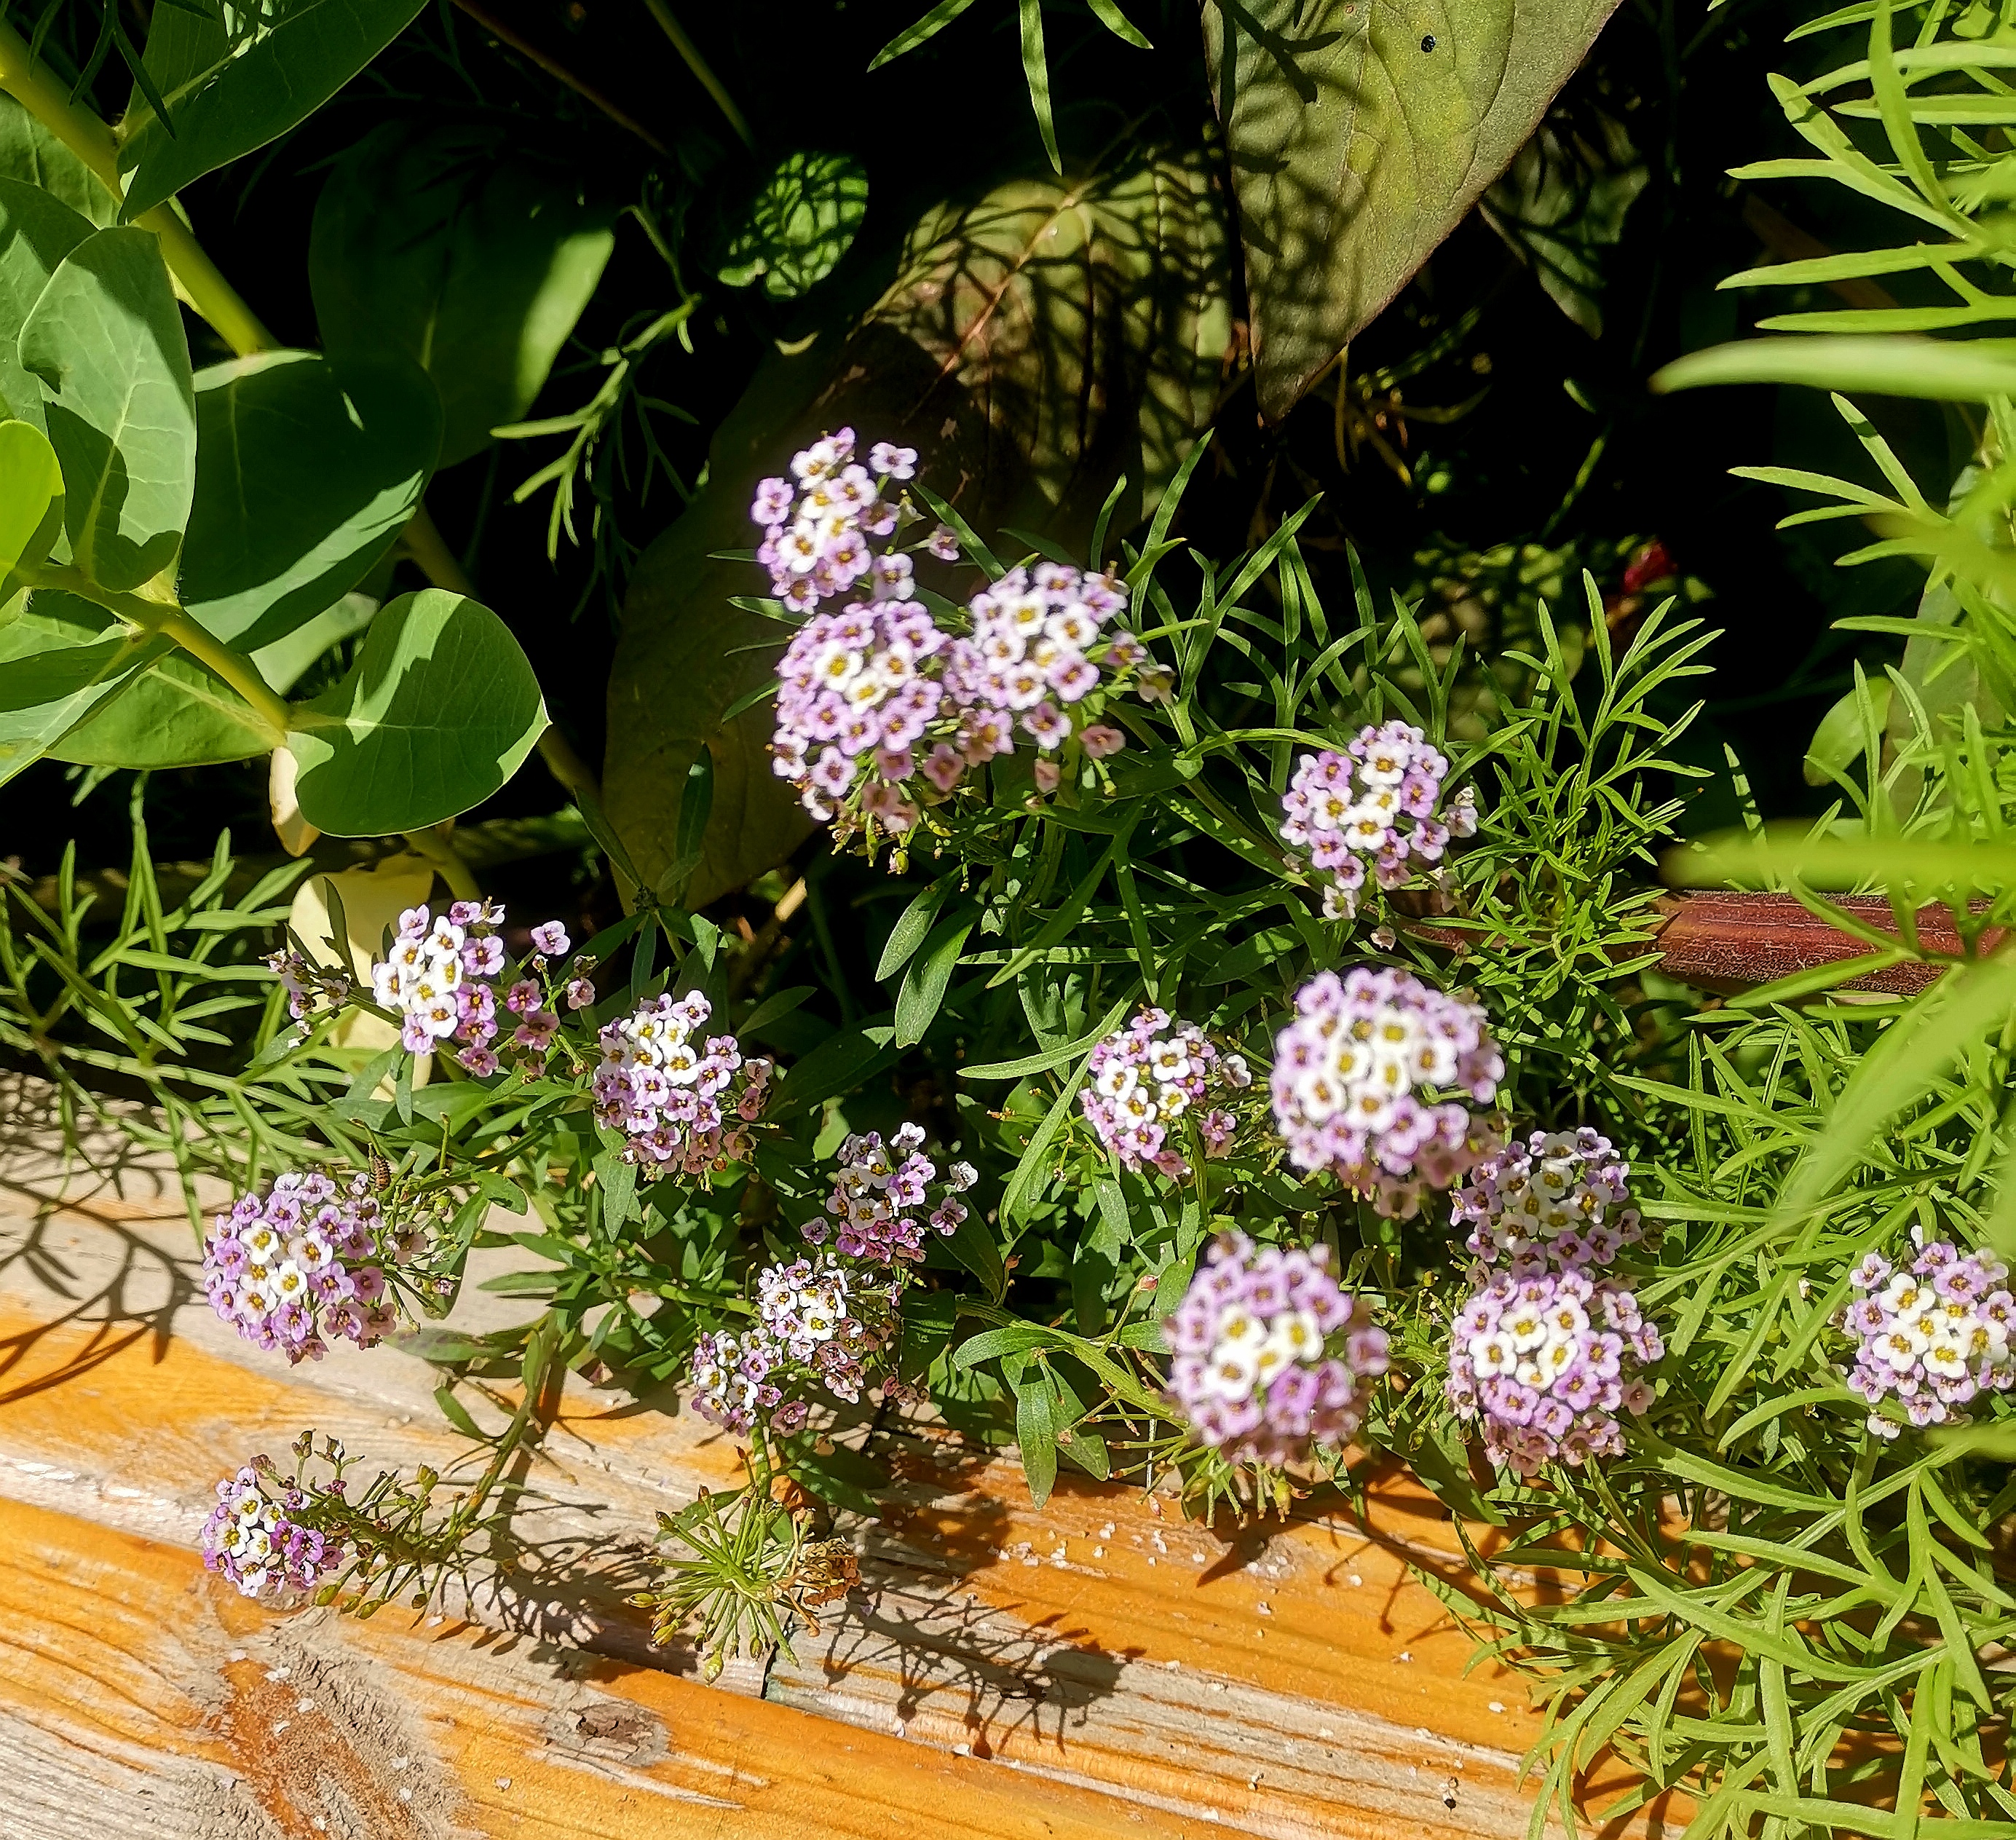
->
0, 1083, 1668, 1838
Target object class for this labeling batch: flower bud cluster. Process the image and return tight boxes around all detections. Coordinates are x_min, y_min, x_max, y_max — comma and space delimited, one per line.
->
264, 948, 350, 1024
199, 1460, 344, 1600
1446, 1263, 1661, 1477
591, 990, 773, 1177
1080, 1008, 1250, 1179
1841, 1237, 2016, 1439
1268, 967, 1503, 1217
1452, 1129, 1643, 1271
805, 1124, 976, 1265
370, 903, 575, 1075
201, 1172, 400, 1364
750, 429, 928, 615
1281, 723, 1478, 920
1163, 1231, 1388, 1466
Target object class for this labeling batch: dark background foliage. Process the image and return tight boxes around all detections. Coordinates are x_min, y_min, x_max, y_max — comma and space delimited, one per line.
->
4, 0, 1954, 889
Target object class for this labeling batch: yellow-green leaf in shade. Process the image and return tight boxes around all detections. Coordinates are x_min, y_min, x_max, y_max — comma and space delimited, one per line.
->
1203, 0, 1621, 420
17, 226, 196, 592
0, 417, 63, 579
286, 588, 548, 835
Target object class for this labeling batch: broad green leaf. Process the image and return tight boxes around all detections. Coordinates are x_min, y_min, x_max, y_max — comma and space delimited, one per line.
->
0, 95, 118, 229
716, 151, 868, 301
606, 151, 1230, 902
1803, 677, 1892, 786
250, 589, 376, 695
18, 226, 196, 592
1653, 336, 2016, 402
0, 589, 169, 784
118, 0, 430, 220
1202, 0, 1621, 419
1012, 1368, 1061, 1507
0, 419, 63, 576
47, 644, 271, 768
0, 178, 95, 438
180, 348, 441, 650
285, 588, 548, 834
310, 124, 617, 466
876, 872, 956, 982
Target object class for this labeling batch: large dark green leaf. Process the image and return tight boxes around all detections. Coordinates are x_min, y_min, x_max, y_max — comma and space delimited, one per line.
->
604, 150, 1232, 904
309, 125, 617, 466
285, 588, 548, 834
118, 0, 429, 220
0, 178, 95, 435
18, 226, 196, 592
179, 348, 441, 650
0, 95, 118, 229
1202, 0, 1621, 419
0, 590, 169, 784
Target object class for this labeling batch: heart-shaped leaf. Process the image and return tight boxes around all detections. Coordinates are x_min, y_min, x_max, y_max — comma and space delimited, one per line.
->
285, 588, 548, 835
309, 124, 617, 466
0, 95, 118, 229
1203, 0, 1622, 419
0, 178, 95, 437
18, 226, 196, 591
716, 151, 869, 301
179, 348, 441, 650
118, 0, 430, 220
0, 589, 170, 785
604, 149, 1232, 904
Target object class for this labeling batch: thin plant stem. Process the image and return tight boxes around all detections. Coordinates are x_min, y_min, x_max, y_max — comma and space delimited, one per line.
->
447, 0, 671, 153
0, 17, 274, 356
639, 0, 754, 150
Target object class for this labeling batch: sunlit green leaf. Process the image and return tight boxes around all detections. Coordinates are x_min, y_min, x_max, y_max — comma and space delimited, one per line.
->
716, 151, 867, 301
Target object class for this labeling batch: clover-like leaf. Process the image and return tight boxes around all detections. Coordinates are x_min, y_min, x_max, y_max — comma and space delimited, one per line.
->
180, 347, 441, 651
1203, 0, 1622, 419
285, 588, 548, 835
716, 151, 869, 301
310, 124, 617, 466
118, 0, 429, 220
18, 225, 196, 591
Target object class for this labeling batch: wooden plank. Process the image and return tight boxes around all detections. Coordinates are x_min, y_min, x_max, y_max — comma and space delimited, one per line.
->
0, 1086, 1671, 1837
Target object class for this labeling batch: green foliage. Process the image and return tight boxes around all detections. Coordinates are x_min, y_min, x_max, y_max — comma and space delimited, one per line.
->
285, 589, 548, 835
1201, 0, 1622, 418
716, 151, 868, 301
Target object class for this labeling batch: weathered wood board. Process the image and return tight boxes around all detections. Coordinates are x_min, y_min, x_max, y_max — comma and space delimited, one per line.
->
0, 1079, 1666, 1838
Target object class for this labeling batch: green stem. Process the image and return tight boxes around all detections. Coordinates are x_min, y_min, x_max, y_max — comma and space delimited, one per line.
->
0, 18, 274, 357
639, 0, 755, 150
16, 561, 291, 739
459, 1315, 564, 1525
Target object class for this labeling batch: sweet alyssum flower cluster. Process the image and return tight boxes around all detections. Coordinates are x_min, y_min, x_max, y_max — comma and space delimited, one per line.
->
1080, 1008, 1249, 1180
592, 990, 773, 1177
1452, 1128, 1643, 1271
1280, 722, 1478, 920
761, 433, 1169, 834
1163, 1231, 1388, 1466
370, 904, 579, 1074
201, 1171, 401, 1365
200, 1457, 344, 1600
689, 1126, 968, 1434
1841, 1237, 2016, 1438
1445, 1263, 1661, 1477
1269, 966, 1503, 1217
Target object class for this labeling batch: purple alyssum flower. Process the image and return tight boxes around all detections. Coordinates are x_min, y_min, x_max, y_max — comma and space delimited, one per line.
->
1453, 1128, 1643, 1271
1280, 722, 1479, 920
1840, 1233, 2015, 1438
1268, 967, 1503, 1217
1446, 1261, 1661, 1477
199, 1461, 345, 1600
1163, 1231, 1388, 1466
592, 990, 773, 1179
369, 901, 571, 1073
1080, 1008, 1251, 1179
804, 1123, 976, 1265
202, 1172, 398, 1365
